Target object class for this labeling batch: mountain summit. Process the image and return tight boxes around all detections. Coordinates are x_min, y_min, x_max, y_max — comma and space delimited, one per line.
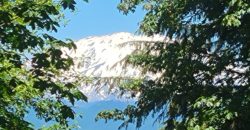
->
67, 32, 168, 77
64, 32, 168, 101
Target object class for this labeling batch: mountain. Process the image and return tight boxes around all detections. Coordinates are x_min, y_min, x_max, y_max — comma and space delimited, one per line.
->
63, 32, 168, 101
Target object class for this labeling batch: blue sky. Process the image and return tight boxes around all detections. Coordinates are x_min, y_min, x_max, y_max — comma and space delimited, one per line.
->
27, 100, 161, 130
52, 0, 146, 40
28, 0, 162, 130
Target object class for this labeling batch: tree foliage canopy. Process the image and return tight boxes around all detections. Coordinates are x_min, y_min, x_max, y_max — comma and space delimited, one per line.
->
97, 0, 250, 130
0, 0, 87, 129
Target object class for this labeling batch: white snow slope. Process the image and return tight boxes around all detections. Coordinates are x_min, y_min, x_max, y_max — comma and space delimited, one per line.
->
64, 32, 168, 101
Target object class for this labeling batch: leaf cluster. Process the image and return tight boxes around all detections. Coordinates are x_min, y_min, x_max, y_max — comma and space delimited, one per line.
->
98, 0, 250, 130
0, 0, 87, 129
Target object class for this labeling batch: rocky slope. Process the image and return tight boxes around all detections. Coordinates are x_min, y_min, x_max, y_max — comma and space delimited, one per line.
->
64, 32, 168, 101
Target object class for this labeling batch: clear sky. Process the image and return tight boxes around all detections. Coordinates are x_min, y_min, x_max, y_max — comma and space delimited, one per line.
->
29, 0, 161, 130
52, 0, 146, 41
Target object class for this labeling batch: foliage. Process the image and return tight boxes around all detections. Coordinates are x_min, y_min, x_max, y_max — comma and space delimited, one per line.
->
0, 0, 88, 129
97, 0, 250, 130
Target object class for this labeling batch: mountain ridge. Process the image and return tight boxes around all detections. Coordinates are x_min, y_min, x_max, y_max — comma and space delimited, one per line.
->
63, 32, 168, 101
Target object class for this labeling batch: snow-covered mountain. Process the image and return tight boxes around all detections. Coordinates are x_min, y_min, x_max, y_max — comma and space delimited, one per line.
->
63, 32, 168, 101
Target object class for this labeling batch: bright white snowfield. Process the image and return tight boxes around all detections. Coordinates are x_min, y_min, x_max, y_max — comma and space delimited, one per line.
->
63, 32, 169, 101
